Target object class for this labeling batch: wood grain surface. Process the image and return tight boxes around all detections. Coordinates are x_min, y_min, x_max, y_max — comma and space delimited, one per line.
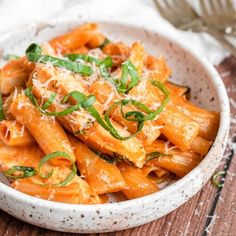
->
0, 57, 235, 236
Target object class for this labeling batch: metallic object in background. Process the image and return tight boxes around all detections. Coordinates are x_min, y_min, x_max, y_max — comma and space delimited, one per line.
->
154, 0, 236, 57
199, 0, 236, 36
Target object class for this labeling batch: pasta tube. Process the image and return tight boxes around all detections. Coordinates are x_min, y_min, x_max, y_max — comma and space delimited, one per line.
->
103, 42, 130, 65
190, 136, 212, 156
48, 23, 98, 53
117, 162, 158, 199
145, 140, 202, 177
78, 121, 146, 168
0, 142, 42, 171
0, 57, 34, 94
9, 93, 76, 166
144, 55, 171, 83
166, 82, 190, 98
159, 105, 200, 151
89, 80, 161, 145
86, 32, 105, 49
0, 120, 35, 146
0, 141, 101, 204
32, 65, 146, 167
170, 94, 220, 140
142, 165, 170, 179
12, 178, 101, 204
129, 80, 200, 150
129, 42, 145, 75
142, 165, 170, 184
69, 136, 127, 194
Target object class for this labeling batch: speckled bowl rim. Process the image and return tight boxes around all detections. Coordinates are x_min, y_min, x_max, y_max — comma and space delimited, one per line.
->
0, 18, 230, 216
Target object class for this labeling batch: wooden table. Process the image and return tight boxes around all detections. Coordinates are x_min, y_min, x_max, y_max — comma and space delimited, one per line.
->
0, 57, 235, 236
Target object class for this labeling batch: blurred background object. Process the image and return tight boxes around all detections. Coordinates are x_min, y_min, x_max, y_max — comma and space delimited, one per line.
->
154, 0, 236, 57
0, 0, 236, 64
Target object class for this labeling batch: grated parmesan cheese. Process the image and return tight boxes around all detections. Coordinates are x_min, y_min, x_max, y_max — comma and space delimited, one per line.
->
4, 125, 10, 139
48, 189, 56, 201
19, 125, 25, 137
103, 91, 115, 110
17, 101, 25, 110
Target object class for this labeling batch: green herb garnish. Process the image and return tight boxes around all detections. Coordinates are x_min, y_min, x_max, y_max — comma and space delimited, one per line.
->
117, 60, 140, 94
24, 41, 170, 142
99, 38, 111, 49
65, 53, 112, 68
42, 92, 56, 110
25, 88, 96, 117
65, 54, 100, 64
92, 149, 114, 163
65, 53, 115, 85
25, 44, 93, 76
146, 152, 171, 161
212, 171, 226, 189
4, 166, 37, 179
25, 81, 169, 141
103, 101, 145, 140
38, 151, 76, 186
0, 92, 5, 121
119, 81, 169, 122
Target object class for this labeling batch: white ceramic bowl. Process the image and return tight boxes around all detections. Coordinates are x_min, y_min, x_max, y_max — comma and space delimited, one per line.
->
0, 19, 230, 233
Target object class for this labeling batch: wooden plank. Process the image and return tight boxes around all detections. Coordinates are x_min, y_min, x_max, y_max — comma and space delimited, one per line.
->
204, 57, 236, 236
103, 181, 218, 236
206, 154, 236, 236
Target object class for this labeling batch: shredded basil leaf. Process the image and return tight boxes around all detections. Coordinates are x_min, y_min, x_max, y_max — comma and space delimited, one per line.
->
65, 54, 100, 64
103, 101, 145, 140
24, 41, 169, 142
65, 53, 115, 85
25, 82, 168, 141
65, 53, 112, 68
212, 171, 226, 189
0, 92, 5, 121
99, 38, 111, 49
93, 81, 169, 141
148, 80, 170, 119
4, 166, 37, 179
25, 88, 96, 117
25, 87, 141, 141
101, 56, 113, 68
117, 63, 129, 93
25, 43, 93, 76
91, 149, 114, 163
120, 81, 170, 122
42, 92, 56, 110
117, 60, 140, 94
99, 63, 116, 86
38, 151, 76, 186
146, 152, 171, 161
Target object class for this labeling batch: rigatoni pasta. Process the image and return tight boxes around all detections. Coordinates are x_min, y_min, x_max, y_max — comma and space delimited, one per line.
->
69, 136, 127, 195
10, 93, 76, 166
0, 120, 34, 146
0, 57, 34, 94
117, 162, 159, 199
0, 23, 219, 204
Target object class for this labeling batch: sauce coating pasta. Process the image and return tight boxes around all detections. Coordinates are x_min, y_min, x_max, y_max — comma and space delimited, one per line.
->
0, 23, 219, 204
